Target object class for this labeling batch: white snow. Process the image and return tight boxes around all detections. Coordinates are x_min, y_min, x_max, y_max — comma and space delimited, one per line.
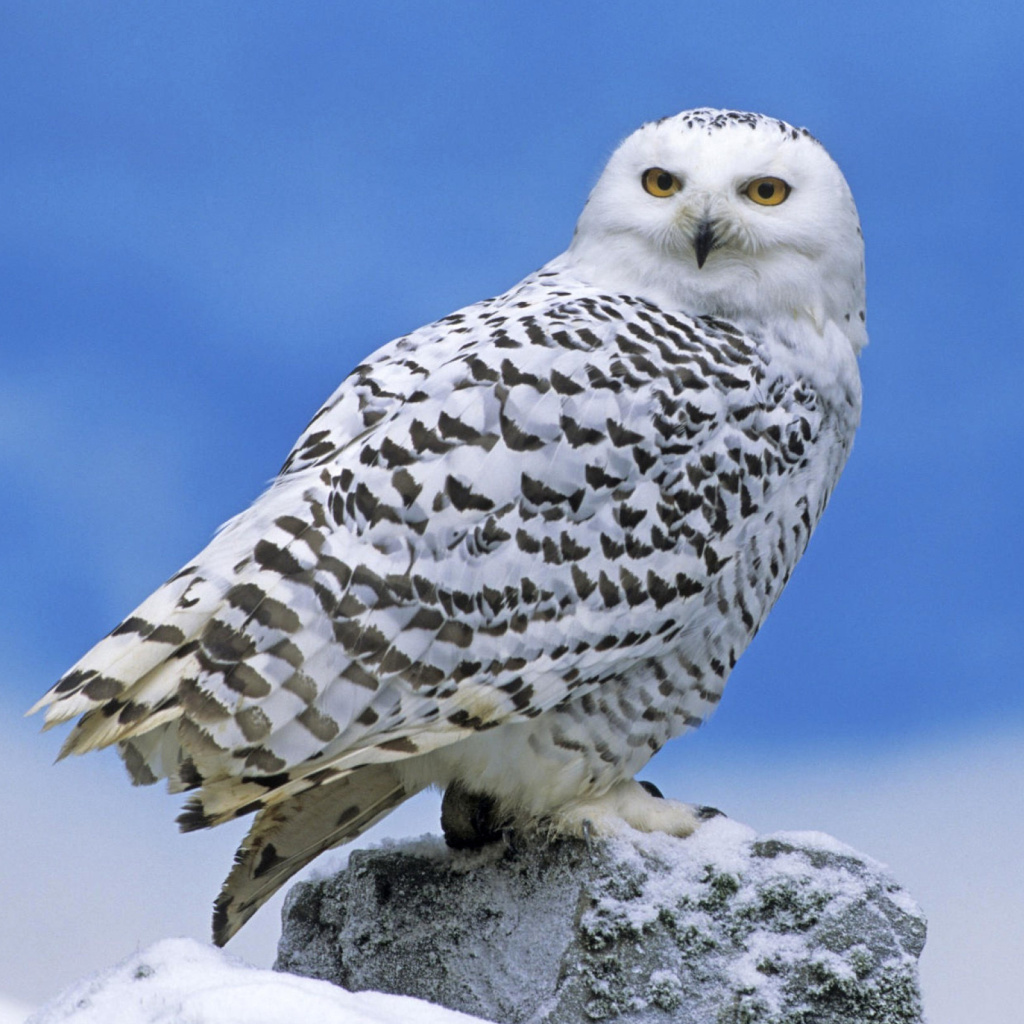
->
24, 939, 490, 1024
583, 818, 924, 1021
0, 996, 32, 1024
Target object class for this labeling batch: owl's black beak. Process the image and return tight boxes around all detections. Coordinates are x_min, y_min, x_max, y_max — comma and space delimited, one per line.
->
694, 220, 718, 269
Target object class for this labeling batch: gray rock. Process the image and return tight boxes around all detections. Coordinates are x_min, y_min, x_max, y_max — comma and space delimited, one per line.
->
276, 818, 926, 1024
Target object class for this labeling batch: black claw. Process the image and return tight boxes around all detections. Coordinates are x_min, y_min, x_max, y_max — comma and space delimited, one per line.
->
441, 781, 509, 850
696, 805, 725, 821
638, 780, 664, 799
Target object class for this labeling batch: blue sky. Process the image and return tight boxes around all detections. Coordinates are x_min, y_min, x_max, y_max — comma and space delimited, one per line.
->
2, 2, 1022, 1018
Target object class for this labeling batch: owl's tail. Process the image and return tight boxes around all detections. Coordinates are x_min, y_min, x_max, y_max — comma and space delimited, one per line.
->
211, 762, 420, 946
27, 562, 220, 766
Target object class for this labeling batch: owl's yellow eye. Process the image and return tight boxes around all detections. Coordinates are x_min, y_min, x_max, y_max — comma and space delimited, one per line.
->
745, 177, 790, 206
641, 168, 682, 198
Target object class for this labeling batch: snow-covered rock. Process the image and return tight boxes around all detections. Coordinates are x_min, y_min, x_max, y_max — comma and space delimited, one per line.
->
278, 818, 927, 1023
25, 938, 488, 1024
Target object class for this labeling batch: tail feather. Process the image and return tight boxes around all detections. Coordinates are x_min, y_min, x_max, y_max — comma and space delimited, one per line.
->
30, 567, 219, 730
211, 764, 417, 946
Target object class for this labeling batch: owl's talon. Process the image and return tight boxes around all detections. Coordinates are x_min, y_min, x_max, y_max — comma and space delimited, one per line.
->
638, 780, 664, 799
441, 781, 508, 850
696, 805, 724, 821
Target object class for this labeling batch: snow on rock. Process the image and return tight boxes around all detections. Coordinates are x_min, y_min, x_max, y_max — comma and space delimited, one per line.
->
25, 938, 488, 1024
0, 996, 32, 1024
278, 818, 927, 1023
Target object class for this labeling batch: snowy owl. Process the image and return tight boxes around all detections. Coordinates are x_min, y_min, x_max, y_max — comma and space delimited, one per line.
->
32, 109, 865, 944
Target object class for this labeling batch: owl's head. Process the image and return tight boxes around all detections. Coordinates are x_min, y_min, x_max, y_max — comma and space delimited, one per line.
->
569, 109, 866, 354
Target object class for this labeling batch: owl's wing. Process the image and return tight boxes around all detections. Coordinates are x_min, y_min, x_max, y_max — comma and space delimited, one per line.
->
32, 289, 790, 829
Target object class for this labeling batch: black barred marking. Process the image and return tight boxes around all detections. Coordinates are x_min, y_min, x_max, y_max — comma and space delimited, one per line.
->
54, 667, 96, 695
111, 616, 187, 646
410, 420, 454, 454
283, 673, 317, 704
586, 464, 625, 489
478, 518, 511, 548
253, 843, 284, 879
436, 620, 474, 647
274, 514, 308, 538
201, 620, 256, 664
619, 568, 648, 607
570, 564, 597, 599
378, 737, 419, 753
297, 705, 340, 742
550, 368, 584, 395
600, 533, 625, 559
241, 747, 287, 774
179, 678, 231, 723
402, 662, 446, 687
385, 574, 415, 602
598, 571, 621, 608
379, 646, 414, 674
333, 620, 390, 659
521, 474, 568, 506
412, 575, 438, 604
335, 805, 362, 829
704, 545, 732, 575
341, 662, 380, 690
237, 706, 273, 742
380, 437, 416, 466
466, 355, 500, 381
500, 409, 545, 452
391, 468, 422, 506
269, 638, 304, 668
541, 536, 562, 565
501, 359, 548, 391
116, 701, 150, 726
225, 584, 301, 633
254, 540, 304, 578
632, 446, 658, 473
561, 415, 604, 447
624, 534, 654, 559
492, 329, 521, 349
605, 420, 645, 448
178, 798, 215, 833
407, 606, 445, 630
560, 532, 590, 561
176, 756, 203, 790
443, 417, 498, 451
617, 503, 647, 529
647, 570, 677, 609
445, 475, 496, 512
224, 663, 273, 699
676, 573, 705, 597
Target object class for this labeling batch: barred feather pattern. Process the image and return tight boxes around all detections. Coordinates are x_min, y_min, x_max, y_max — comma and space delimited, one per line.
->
31, 108, 865, 944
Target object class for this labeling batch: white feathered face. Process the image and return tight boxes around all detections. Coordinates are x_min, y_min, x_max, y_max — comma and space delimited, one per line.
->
570, 109, 866, 352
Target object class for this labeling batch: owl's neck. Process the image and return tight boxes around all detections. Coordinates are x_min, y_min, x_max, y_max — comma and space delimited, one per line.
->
560, 229, 868, 359
539, 248, 863, 424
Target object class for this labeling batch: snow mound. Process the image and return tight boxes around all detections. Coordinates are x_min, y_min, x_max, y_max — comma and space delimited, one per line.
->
26, 938, 489, 1024
0, 996, 32, 1024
